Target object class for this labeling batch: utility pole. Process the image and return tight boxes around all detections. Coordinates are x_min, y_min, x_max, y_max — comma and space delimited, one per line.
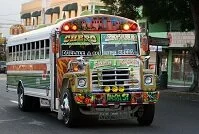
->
42, 0, 51, 24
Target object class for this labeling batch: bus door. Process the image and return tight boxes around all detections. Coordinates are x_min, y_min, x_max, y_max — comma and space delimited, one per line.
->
51, 29, 60, 110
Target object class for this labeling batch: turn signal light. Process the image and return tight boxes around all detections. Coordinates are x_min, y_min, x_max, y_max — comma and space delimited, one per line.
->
73, 65, 79, 72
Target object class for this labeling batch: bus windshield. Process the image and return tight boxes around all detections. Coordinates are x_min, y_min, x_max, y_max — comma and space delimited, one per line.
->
101, 34, 138, 56
61, 44, 100, 56
60, 33, 139, 56
102, 43, 138, 55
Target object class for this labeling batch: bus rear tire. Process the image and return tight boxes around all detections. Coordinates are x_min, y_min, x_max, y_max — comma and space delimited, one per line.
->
18, 84, 32, 111
62, 89, 80, 128
137, 104, 155, 126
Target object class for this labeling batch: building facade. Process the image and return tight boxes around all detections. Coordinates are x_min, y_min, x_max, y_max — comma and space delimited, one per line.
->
139, 19, 194, 86
20, 0, 109, 31
167, 32, 194, 85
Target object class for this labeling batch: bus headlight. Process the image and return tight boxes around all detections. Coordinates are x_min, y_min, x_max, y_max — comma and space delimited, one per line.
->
77, 78, 87, 88
144, 76, 153, 85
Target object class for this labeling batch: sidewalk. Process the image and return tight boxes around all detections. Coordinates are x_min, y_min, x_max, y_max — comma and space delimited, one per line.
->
159, 84, 199, 97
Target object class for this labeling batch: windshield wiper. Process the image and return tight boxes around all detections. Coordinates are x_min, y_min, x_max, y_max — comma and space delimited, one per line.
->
79, 31, 93, 46
78, 31, 97, 56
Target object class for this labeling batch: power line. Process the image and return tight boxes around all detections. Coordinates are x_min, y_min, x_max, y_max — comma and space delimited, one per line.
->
0, 20, 21, 23
0, 19, 21, 22
0, 14, 19, 16
0, 27, 11, 28
0, 23, 20, 25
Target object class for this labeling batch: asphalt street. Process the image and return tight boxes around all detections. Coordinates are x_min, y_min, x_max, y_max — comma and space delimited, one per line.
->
1, 74, 199, 134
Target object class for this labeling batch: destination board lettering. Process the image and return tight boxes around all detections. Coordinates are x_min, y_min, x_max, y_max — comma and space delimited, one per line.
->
103, 49, 137, 55
64, 34, 97, 43
62, 50, 100, 56
103, 34, 137, 42
94, 60, 112, 68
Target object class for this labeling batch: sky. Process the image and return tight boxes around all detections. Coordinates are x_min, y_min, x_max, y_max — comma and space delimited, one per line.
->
0, 0, 32, 37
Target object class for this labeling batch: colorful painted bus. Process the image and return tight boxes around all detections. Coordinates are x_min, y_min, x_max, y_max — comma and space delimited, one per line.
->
6, 14, 159, 127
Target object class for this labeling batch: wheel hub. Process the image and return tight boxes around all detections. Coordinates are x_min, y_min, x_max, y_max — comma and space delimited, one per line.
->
62, 95, 70, 124
20, 94, 23, 106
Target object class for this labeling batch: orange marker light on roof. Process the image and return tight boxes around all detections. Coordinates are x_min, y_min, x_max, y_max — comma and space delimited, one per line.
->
71, 25, 77, 31
62, 24, 70, 31
130, 23, 138, 30
123, 24, 130, 30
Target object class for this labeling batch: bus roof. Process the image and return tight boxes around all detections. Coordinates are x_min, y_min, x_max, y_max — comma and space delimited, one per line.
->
57, 14, 137, 25
7, 24, 58, 46
7, 14, 138, 46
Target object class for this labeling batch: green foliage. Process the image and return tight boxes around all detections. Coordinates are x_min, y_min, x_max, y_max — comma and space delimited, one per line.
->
80, 10, 92, 16
142, 0, 193, 31
55, 19, 64, 24
101, 0, 143, 19
36, 24, 52, 29
101, 0, 194, 31
0, 54, 6, 61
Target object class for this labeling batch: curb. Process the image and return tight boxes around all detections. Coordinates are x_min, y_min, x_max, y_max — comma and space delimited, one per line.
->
160, 90, 199, 103
159, 84, 199, 95
160, 90, 199, 96
160, 89, 199, 101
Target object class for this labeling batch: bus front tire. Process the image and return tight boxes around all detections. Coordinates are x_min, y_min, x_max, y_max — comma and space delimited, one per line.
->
62, 89, 80, 128
137, 104, 155, 126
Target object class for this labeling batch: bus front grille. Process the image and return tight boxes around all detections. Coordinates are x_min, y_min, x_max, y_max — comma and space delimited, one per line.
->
92, 68, 131, 88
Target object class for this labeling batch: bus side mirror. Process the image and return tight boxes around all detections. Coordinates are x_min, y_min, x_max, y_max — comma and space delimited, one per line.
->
144, 56, 150, 61
141, 36, 149, 56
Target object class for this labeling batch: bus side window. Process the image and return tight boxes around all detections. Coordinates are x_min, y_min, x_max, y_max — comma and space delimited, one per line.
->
45, 39, 49, 59
40, 40, 44, 59
16, 45, 19, 61
23, 43, 27, 60
27, 43, 31, 60
19, 44, 22, 61
31, 42, 35, 60
8, 46, 12, 61
36, 41, 39, 59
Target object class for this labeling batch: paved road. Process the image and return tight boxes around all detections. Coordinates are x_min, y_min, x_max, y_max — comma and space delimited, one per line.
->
1, 74, 199, 134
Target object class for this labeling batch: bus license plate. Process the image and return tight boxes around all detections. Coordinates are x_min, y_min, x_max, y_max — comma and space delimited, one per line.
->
98, 111, 131, 120
106, 93, 131, 103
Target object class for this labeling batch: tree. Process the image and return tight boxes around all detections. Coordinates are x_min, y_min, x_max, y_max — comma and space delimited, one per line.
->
101, 0, 199, 92
0, 37, 6, 61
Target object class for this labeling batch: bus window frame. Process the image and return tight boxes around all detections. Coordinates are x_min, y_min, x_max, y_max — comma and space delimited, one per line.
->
27, 43, 31, 60
40, 40, 45, 59
35, 41, 40, 60
45, 39, 50, 59
19, 44, 22, 61
23, 43, 27, 61
31, 42, 36, 60
8, 46, 12, 62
